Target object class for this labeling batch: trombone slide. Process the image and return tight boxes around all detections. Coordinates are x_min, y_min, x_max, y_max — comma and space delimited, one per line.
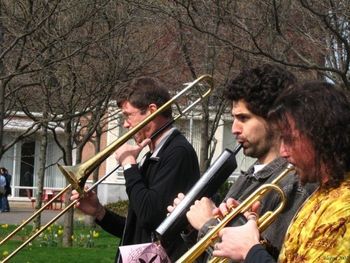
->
0, 75, 214, 262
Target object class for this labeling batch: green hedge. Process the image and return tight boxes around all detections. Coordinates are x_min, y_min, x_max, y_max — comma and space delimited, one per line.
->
104, 200, 129, 217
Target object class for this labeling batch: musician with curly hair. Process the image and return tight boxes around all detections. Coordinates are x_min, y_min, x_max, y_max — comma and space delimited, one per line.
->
213, 81, 350, 262
170, 64, 317, 261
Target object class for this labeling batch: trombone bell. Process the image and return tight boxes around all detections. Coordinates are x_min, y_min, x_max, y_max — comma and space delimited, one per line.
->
0, 75, 214, 263
57, 74, 214, 195
57, 164, 87, 194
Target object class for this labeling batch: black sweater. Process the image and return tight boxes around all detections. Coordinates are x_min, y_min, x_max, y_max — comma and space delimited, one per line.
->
97, 129, 200, 262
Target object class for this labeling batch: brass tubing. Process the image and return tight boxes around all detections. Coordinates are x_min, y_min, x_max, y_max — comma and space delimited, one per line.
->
206, 185, 286, 263
0, 185, 70, 246
0, 165, 119, 263
58, 74, 214, 194
208, 257, 229, 263
176, 164, 294, 263
1, 200, 77, 263
0, 75, 214, 262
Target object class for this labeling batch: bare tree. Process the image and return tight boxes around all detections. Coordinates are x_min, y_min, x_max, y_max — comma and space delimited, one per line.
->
1, 0, 179, 249
125, 0, 350, 172
164, 1, 350, 86
124, 1, 247, 170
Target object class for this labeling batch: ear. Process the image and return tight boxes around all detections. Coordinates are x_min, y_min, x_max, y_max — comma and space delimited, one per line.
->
148, 103, 158, 114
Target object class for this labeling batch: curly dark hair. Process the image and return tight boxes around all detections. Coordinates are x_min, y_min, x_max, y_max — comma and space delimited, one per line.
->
116, 76, 172, 118
224, 64, 297, 118
269, 81, 350, 185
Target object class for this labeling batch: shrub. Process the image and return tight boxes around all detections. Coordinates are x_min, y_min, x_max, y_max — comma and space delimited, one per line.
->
104, 200, 129, 217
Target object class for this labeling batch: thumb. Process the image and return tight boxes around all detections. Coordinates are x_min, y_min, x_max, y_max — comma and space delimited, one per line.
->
139, 138, 151, 148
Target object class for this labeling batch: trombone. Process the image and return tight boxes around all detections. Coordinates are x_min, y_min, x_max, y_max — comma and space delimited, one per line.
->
176, 164, 295, 263
0, 74, 214, 263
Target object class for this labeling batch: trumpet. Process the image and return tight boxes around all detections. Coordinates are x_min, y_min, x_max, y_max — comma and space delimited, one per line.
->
0, 74, 214, 263
176, 164, 295, 263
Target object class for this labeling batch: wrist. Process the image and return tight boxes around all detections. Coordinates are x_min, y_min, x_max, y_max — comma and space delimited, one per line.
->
120, 156, 136, 167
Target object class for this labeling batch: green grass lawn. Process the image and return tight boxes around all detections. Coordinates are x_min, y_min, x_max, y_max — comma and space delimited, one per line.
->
0, 224, 118, 263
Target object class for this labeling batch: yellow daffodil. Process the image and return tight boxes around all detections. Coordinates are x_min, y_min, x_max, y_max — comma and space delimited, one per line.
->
92, 231, 99, 238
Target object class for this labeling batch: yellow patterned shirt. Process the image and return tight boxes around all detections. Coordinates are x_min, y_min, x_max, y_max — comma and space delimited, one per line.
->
278, 176, 350, 262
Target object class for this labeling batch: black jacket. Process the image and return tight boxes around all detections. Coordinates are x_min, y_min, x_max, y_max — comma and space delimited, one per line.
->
245, 244, 276, 263
97, 129, 200, 262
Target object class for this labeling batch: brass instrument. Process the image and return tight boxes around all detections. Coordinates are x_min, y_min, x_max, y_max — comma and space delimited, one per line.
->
0, 74, 214, 263
176, 164, 295, 263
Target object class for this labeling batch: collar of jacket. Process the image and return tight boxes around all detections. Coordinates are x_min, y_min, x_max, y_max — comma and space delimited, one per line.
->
241, 157, 289, 181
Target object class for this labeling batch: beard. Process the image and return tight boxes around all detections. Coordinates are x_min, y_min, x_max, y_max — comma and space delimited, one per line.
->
243, 137, 274, 160
244, 144, 269, 159
296, 166, 319, 185
243, 126, 276, 160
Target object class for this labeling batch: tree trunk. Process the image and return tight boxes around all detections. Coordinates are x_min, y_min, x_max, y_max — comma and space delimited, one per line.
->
0, 9, 5, 160
86, 130, 102, 227
34, 119, 48, 229
199, 107, 210, 174
200, 31, 216, 173
63, 120, 74, 247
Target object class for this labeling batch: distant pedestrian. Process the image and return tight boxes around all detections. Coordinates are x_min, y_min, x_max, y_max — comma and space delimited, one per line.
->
0, 170, 6, 211
0, 167, 12, 212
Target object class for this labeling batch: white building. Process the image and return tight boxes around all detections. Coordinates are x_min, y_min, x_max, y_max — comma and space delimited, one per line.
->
1, 111, 254, 205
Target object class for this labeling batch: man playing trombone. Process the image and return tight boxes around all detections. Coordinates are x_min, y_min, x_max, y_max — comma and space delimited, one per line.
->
169, 64, 316, 260
213, 81, 350, 262
71, 76, 200, 262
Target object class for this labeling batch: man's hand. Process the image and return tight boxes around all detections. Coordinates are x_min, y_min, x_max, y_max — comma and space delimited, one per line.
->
213, 198, 260, 218
71, 188, 105, 221
212, 215, 260, 261
211, 200, 261, 261
213, 198, 240, 218
186, 197, 217, 230
167, 192, 185, 214
115, 138, 151, 166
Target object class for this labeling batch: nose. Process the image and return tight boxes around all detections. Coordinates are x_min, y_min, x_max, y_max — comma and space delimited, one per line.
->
231, 119, 241, 136
279, 141, 290, 158
123, 119, 130, 129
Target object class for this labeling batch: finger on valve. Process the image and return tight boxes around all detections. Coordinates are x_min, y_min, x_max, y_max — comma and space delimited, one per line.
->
246, 212, 258, 222
218, 202, 229, 217
226, 197, 240, 210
